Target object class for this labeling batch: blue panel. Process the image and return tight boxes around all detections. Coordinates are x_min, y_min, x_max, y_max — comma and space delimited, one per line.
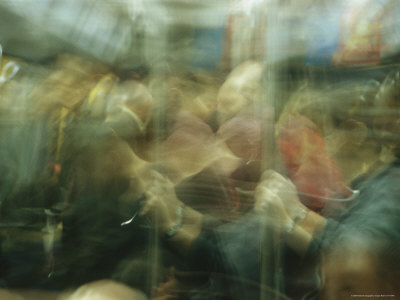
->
191, 27, 225, 70
304, 5, 342, 66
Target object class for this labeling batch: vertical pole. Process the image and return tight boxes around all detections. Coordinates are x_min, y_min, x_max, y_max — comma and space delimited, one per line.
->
259, 0, 285, 299
143, 9, 169, 293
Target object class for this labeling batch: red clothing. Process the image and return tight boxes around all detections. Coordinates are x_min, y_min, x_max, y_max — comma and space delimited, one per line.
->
277, 114, 349, 212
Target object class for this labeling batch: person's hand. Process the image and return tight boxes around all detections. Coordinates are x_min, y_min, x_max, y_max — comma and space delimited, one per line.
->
254, 170, 307, 230
151, 268, 182, 300
140, 171, 182, 233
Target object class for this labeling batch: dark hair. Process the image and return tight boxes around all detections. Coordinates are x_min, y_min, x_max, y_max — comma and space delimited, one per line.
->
56, 119, 154, 289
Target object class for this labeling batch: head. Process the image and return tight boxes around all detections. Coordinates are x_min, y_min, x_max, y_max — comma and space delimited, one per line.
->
216, 61, 264, 125
107, 80, 153, 124
105, 80, 154, 141
161, 74, 219, 122
276, 113, 349, 212
160, 111, 241, 184
66, 280, 148, 300
320, 229, 400, 300
217, 115, 262, 162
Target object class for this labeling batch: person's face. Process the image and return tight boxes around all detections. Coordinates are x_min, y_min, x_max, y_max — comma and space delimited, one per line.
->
320, 247, 384, 300
216, 61, 263, 125
161, 116, 241, 184
216, 83, 249, 124
106, 81, 153, 129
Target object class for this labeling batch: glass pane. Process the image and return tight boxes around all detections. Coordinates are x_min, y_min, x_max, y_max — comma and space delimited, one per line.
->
0, 1, 399, 299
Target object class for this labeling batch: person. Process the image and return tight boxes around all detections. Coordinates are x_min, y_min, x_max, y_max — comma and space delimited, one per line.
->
215, 61, 264, 126
105, 79, 154, 159
142, 73, 400, 300
142, 169, 309, 300
57, 118, 227, 295
56, 120, 163, 293
312, 70, 400, 299
144, 160, 400, 299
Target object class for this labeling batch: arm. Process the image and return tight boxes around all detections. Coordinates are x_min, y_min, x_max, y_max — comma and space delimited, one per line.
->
139, 171, 203, 256
254, 170, 327, 257
297, 209, 327, 236
162, 206, 203, 256
283, 222, 313, 257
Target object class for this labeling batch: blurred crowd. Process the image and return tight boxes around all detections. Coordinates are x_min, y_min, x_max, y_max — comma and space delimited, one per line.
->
0, 51, 399, 300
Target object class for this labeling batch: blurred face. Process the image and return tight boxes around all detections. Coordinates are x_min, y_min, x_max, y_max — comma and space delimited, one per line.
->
160, 115, 241, 184
217, 83, 249, 124
320, 245, 385, 300
216, 61, 263, 125
106, 80, 153, 132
